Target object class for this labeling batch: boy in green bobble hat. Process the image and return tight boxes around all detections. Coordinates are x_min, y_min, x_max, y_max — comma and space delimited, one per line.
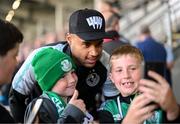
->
24, 48, 92, 123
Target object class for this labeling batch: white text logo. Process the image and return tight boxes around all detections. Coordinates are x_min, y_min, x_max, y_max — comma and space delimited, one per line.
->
86, 16, 102, 29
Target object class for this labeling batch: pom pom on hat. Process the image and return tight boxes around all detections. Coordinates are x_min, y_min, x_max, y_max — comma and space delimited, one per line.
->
32, 48, 76, 91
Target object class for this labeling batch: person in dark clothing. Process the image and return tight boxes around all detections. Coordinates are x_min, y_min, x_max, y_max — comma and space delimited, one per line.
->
135, 25, 167, 62
103, 11, 129, 55
98, 45, 180, 123
135, 25, 170, 86
24, 48, 88, 123
0, 83, 11, 105
0, 60, 24, 105
0, 19, 23, 123
9, 8, 111, 122
102, 11, 129, 100
103, 30, 128, 55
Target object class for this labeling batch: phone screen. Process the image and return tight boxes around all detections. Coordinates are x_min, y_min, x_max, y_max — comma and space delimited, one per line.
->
144, 62, 166, 81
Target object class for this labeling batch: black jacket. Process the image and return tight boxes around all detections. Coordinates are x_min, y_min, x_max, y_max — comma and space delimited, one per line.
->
24, 97, 85, 123
0, 104, 15, 123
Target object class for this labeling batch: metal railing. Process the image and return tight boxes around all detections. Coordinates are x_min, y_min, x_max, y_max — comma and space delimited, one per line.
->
120, 0, 180, 46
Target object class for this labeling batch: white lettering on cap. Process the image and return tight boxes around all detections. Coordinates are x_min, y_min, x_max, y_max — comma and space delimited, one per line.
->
86, 16, 102, 29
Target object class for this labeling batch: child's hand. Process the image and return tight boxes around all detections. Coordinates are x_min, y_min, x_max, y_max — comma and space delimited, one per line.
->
69, 90, 86, 113
122, 94, 157, 124
139, 71, 180, 121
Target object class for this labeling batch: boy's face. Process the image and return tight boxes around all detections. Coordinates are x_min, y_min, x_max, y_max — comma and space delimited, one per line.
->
109, 55, 142, 97
52, 70, 78, 97
66, 34, 103, 68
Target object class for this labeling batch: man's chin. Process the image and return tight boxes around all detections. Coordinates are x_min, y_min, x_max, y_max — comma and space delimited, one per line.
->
84, 63, 96, 68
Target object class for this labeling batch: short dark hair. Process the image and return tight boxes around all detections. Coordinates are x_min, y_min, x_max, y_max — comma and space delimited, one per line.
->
104, 0, 121, 10
140, 25, 151, 35
106, 11, 121, 29
0, 19, 23, 56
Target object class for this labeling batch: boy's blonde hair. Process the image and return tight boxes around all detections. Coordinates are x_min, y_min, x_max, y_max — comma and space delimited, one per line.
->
109, 45, 144, 71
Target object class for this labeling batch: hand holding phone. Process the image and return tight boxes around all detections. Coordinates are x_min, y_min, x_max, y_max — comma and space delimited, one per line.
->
143, 61, 166, 109
144, 62, 166, 81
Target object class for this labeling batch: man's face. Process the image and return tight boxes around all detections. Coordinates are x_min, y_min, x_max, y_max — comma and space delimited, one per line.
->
66, 34, 103, 68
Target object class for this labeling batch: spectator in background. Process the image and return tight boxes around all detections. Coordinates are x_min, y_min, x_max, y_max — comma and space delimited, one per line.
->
98, 0, 121, 15
44, 32, 58, 44
0, 19, 23, 122
135, 25, 168, 80
135, 25, 167, 62
102, 11, 129, 55
18, 42, 33, 62
33, 36, 45, 49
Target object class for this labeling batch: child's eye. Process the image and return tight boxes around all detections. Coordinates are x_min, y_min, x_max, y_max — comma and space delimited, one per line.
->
61, 75, 65, 78
116, 69, 122, 72
71, 71, 76, 74
130, 67, 136, 71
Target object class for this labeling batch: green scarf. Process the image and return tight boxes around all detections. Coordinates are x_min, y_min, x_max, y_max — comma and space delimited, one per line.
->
43, 91, 66, 117
100, 93, 163, 123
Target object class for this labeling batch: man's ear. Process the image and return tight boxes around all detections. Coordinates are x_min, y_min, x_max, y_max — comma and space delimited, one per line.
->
65, 33, 72, 44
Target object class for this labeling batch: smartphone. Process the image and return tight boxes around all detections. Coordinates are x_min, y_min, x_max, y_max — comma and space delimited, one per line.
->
143, 62, 166, 109
144, 61, 166, 81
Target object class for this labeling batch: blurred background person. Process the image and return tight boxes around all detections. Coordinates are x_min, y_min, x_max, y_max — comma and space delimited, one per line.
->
102, 10, 129, 55
0, 19, 23, 123
135, 25, 169, 83
0, 41, 33, 106
135, 25, 167, 63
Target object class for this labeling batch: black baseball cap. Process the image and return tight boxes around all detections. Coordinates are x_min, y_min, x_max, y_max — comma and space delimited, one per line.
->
69, 8, 112, 41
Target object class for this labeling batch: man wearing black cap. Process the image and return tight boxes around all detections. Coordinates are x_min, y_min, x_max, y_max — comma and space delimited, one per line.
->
9, 8, 111, 122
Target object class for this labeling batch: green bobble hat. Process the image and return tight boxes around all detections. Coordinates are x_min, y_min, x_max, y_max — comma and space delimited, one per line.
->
32, 48, 76, 91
